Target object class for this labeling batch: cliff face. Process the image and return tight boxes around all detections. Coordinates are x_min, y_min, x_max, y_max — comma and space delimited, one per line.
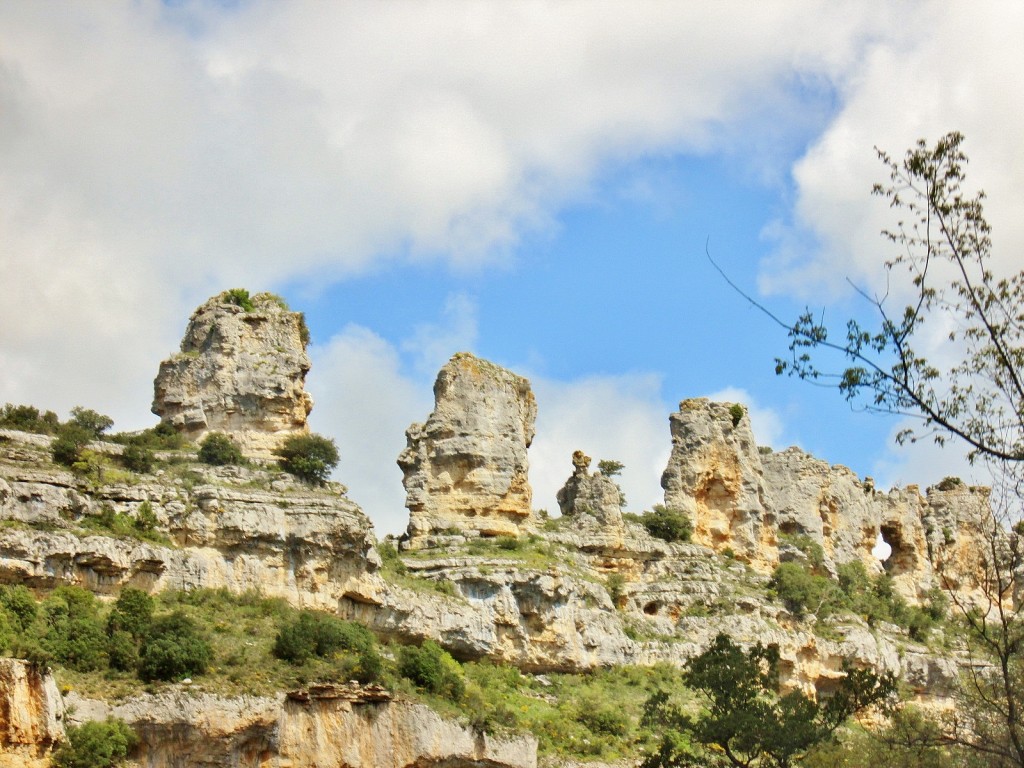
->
0, 432, 382, 610
152, 291, 313, 457
399, 353, 537, 545
68, 686, 537, 768
0, 659, 64, 768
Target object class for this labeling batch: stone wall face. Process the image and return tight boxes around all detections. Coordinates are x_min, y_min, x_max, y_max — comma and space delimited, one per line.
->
399, 353, 537, 543
661, 399, 778, 571
152, 292, 313, 456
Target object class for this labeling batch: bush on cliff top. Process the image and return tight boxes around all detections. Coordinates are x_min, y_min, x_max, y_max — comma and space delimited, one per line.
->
275, 433, 339, 485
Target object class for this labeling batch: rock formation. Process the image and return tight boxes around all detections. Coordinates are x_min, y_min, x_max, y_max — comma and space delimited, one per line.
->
661, 399, 778, 571
152, 290, 313, 456
398, 353, 537, 544
0, 659, 64, 768
556, 450, 625, 535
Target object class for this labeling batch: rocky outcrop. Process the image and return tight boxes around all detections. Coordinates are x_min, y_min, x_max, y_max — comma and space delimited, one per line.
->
68, 686, 536, 768
556, 451, 624, 536
0, 434, 382, 611
661, 399, 778, 571
0, 659, 64, 768
399, 353, 537, 544
152, 291, 313, 456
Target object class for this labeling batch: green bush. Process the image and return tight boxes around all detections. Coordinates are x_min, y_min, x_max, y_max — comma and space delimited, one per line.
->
0, 585, 37, 631
107, 588, 154, 639
770, 562, 845, 618
40, 587, 108, 672
222, 288, 255, 311
275, 433, 339, 485
729, 403, 745, 427
597, 459, 624, 477
398, 640, 465, 699
0, 403, 60, 434
51, 424, 94, 466
52, 718, 137, 768
138, 612, 211, 681
198, 433, 245, 466
120, 444, 154, 474
112, 422, 186, 451
639, 506, 692, 543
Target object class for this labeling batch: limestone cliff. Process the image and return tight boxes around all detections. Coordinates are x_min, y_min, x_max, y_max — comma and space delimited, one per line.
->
68, 685, 536, 768
152, 291, 313, 456
0, 660, 64, 768
661, 399, 778, 571
399, 353, 537, 544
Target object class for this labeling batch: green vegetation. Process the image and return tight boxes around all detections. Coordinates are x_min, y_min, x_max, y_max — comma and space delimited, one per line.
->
52, 718, 137, 768
598, 459, 625, 477
78, 504, 171, 546
222, 288, 255, 311
273, 610, 381, 683
0, 402, 60, 434
637, 505, 692, 543
275, 433, 339, 485
197, 432, 245, 466
398, 640, 465, 698
110, 422, 187, 451
138, 611, 212, 682
642, 633, 896, 768
729, 403, 745, 427
120, 443, 155, 473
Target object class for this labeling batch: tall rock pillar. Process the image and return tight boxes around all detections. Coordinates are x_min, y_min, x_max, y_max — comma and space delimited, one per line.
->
399, 353, 537, 545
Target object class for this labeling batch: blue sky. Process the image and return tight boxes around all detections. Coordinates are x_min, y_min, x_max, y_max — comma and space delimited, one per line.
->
2, 2, 1022, 534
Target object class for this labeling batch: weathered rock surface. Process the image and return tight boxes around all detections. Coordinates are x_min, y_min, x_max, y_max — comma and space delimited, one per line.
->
67, 687, 536, 768
152, 291, 313, 456
399, 353, 537, 544
556, 451, 625, 537
0, 659, 64, 768
0, 434, 382, 611
661, 399, 778, 571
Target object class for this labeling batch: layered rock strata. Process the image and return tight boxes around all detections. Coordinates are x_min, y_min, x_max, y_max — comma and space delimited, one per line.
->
399, 353, 537, 544
0, 659, 64, 768
152, 291, 313, 456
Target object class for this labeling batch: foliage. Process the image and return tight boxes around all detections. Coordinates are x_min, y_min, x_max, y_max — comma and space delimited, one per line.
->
222, 288, 254, 311
774, 132, 1023, 465
120, 444, 154, 473
197, 432, 245, 466
0, 403, 59, 434
273, 610, 381, 682
643, 633, 895, 768
138, 611, 212, 681
107, 588, 154, 640
598, 459, 625, 477
51, 424, 94, 466
68, 407, 114, 439
729, 403, 745, 427
639, 505, 693, 543
398, 640, 465, 699
606, 573, 627, 607
275, 433, 339, 485
111, 422, 187, 451
39, 587, 108, 672
77, 504, 170, 545
52, 718, 137, 768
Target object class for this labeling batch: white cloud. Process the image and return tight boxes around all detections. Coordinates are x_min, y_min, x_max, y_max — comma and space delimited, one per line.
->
529, 373, 670, 516
401, 294, 478, 378
871, 417, 990, 494
307, 325, 430, 537
0, 1, 897, 419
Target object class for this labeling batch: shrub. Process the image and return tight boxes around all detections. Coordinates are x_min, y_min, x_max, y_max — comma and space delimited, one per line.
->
0, 403, 59, 434
120, 444, 154, 474
729, 403, 745, 427
639, 506, 692, 543
275, 433, 339, 485
40, 587, 108, 672
138, 612, 211, 682
135, 501, 158, 533
222, 288, 254, 311
198, 433, 244, 466
112, 422, 186, 450
51, 424, 94, 466
936, 476, 964, 491
0, 585, 37, 631
52, 718, 137, 768
770, 562, 845, 618
606, 573, 626, 607
398, 640, 465, 699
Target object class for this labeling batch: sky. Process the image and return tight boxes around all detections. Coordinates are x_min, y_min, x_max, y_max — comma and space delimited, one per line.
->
2, 1, 1023, 535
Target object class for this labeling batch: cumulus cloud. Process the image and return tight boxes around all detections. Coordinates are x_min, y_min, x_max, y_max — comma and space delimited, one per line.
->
0, 1, 898, 422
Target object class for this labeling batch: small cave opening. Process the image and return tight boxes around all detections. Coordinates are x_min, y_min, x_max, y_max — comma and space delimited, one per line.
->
643, 601, 660, 616
878, 524, 905, 573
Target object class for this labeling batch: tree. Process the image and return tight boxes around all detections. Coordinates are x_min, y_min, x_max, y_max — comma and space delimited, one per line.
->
275, 433, 339, 485
138, 611, 211, 682
642, 633, 895, 768
52, 718, 137, 768
68, 407, 114, 439
747, 133, 1024, 765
